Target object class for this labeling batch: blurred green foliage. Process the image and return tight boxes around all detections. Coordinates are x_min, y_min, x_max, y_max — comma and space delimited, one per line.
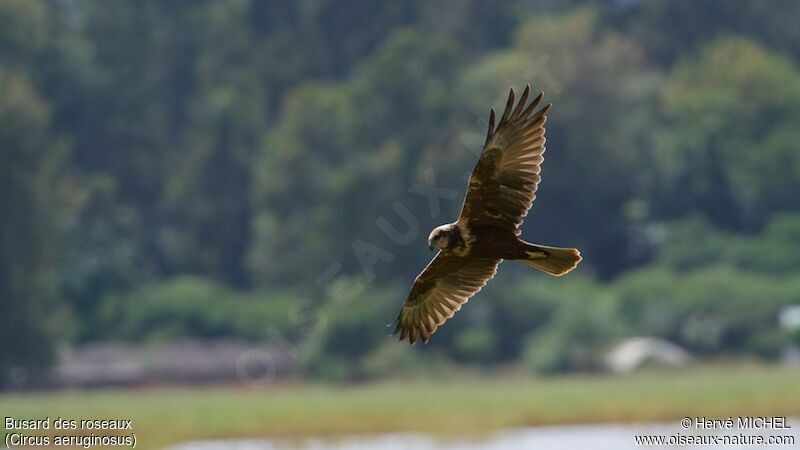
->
95, 276, 299, 343
3, 0, 800, 384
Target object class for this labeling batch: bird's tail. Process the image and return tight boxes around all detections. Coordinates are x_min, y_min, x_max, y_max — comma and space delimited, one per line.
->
520, 243, 582, 276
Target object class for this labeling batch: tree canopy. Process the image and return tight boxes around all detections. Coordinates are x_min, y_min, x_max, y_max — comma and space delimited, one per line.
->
3, 0, 800, 384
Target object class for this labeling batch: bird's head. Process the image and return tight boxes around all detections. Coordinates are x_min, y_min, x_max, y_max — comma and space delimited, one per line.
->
427, 224, 453, 251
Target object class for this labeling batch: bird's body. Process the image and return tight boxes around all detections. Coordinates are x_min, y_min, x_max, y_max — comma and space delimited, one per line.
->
393, 85, 582, 345
428, 221, 536, 259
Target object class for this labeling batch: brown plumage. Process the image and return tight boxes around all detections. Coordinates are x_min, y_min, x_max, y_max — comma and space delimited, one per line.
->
393, 85, 582, 345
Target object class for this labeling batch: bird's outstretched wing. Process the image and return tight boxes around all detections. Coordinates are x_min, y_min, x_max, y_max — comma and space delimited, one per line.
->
458, 85, 550, 235
393, 253, 501, 345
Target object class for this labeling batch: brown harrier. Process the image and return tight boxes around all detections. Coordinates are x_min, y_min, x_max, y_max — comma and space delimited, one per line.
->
393, 85, 581, 345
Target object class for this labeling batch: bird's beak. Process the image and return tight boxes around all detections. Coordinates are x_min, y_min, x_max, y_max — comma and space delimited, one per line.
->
428, 244, 434, 251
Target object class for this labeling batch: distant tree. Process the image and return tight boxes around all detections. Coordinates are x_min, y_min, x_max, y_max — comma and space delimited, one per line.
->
615, 267, 800, 357
654, 37, 800, 229
4, 0, 800, 375
57, 1, 271, 288
97, 276, 299, 342
249, 29, 461, 285
605, 0, 800, 66
0, 68, 66, 385
653, 214, 800, 275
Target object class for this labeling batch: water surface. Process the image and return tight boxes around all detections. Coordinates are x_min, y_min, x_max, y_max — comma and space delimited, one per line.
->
171, 419, 798, 450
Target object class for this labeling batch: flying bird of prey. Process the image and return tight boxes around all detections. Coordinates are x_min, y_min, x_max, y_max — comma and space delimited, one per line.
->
393, 85, 582, 345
